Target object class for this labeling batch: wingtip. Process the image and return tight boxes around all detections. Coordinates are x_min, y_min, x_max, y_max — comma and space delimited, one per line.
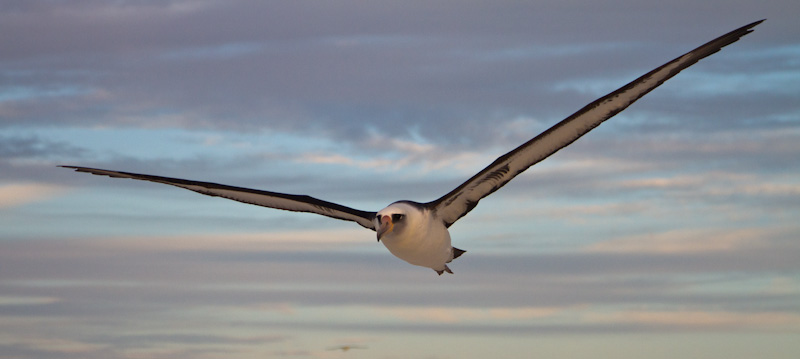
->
744, 19, 765, 32
737, 19, 765, 37
716, 19, 765, 44
58, 165, 83, 172
58, 165, 93, 174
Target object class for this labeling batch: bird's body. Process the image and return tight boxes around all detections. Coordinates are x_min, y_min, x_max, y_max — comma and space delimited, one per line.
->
375, 201, 461, 274
61, 21, 763, 275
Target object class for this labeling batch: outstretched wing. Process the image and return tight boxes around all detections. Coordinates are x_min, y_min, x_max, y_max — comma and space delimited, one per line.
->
61, 166, 377, 230
428, 20, 764, 228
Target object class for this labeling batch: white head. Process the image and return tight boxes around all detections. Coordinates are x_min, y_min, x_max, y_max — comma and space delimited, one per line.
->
374, 201, 422, 242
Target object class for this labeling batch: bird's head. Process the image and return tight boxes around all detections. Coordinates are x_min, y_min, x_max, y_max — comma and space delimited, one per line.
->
375, 202, 418, 242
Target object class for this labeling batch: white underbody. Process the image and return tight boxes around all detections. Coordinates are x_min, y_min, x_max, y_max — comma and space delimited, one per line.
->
376, 202, 453, 272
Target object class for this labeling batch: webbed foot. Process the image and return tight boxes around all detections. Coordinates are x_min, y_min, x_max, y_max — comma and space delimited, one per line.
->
434, 265, 454, 275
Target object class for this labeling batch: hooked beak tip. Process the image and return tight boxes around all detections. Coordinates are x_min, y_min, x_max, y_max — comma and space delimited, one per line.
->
376, 215, 393, 241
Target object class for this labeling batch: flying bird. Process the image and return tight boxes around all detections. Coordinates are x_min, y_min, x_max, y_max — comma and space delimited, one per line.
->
62, 20, 763, 275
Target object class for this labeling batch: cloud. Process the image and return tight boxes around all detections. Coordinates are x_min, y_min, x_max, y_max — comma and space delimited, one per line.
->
0, 135, 86, 160
3, 0, 792, 150
585, 227, 784, 254
0, 340, 112, 359
97, 228, 371, 253
1, 3, 798, 358
377, 304, 800, 331
0, 234, 797, 359
361, 135, 493, 173
4, 235, 797, 308
587, 310, 800, 331
375, 306, 565, 323
97, 333, 288, 346
0, 183, 67, 208
295, 153, 393, 170
292, 134, 492, 176
0, 296, 59, 305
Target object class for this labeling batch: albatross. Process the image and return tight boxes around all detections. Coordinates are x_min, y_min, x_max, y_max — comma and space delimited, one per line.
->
62, 20, 763, 275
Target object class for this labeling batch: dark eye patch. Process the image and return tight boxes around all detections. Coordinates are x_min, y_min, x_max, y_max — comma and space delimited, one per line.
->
392, 214, 404, 222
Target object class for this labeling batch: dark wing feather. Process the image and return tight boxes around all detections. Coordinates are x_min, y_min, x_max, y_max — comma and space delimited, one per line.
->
61, 166, 377, 230
428, 20, 764, 227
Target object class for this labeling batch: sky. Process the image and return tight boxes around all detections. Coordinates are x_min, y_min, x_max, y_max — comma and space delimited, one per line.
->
1, 0, 799, 358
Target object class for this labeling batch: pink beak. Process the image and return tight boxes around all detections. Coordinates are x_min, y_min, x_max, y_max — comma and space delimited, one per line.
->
376, 215, 393, 241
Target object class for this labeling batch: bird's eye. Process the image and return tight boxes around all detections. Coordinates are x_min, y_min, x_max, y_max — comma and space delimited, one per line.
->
392, 214, 404, 222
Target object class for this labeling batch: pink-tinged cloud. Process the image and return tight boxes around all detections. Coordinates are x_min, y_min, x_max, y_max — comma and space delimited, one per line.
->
584, 227, 785, 254
587, 310, 800, 331
375, 306, 565, 323
0, 183, 66, 208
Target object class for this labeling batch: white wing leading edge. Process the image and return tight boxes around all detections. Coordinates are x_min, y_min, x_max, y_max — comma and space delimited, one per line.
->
60, 166, 377, 230
427, 20, 764, 228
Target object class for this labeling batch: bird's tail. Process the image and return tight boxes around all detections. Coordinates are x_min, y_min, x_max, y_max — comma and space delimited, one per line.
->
452, 247, 466, 260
